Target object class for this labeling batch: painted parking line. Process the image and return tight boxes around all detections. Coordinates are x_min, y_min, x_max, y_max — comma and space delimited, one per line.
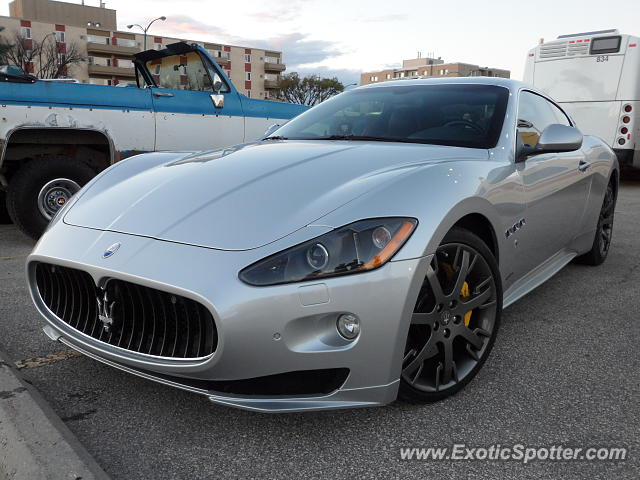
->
15, 350, 83, 370
0, 254, 29, 261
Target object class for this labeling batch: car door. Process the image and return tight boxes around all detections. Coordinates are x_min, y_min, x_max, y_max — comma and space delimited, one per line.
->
147, 51, 245, 151
516, 90, 591, 272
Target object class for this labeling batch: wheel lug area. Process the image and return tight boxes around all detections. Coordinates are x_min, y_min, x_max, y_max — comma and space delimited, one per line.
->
449, 300, 457, 308
443, 328, 450, 338
433, 321, 439, 331
436, 304, 444, 312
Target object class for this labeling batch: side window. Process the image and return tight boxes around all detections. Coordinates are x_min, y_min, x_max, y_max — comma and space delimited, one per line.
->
550, 103, 571, 127
146, 52, 229, 92
518, 91, 564, 146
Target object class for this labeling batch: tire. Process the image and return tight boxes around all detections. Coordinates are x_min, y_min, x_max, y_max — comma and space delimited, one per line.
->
399, 227, 502, 403
576, 178, 616, 266
6, 157, 96, 240
0, 191, 11, 224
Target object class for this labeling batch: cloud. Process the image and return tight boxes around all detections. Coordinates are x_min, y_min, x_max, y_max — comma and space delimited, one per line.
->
362, 14, 408, 22
248, 0, 311, 22
253, 32, 343, 68
155, 15, 229, 40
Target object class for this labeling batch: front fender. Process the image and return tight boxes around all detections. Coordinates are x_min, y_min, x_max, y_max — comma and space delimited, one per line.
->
314, 158, 523, 264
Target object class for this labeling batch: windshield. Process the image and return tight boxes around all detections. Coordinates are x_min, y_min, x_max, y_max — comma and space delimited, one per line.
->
271, 84, 509, 149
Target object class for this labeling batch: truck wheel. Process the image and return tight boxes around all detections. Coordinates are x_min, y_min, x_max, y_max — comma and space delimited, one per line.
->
7, 157, 96, 239
0, 191, 11, 224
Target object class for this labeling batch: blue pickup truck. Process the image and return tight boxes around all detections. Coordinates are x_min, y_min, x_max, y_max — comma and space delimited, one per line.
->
0, 41, 307, 239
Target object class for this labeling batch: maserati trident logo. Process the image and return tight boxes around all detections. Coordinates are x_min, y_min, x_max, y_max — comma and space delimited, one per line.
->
96, 288, 115, 333
102, 242, 121, 259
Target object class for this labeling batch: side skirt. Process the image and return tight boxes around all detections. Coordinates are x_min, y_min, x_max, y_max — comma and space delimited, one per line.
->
503, 249, 577, 309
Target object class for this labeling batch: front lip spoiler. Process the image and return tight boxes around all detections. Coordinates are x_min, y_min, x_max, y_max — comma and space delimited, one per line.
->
46, 325, 399, 413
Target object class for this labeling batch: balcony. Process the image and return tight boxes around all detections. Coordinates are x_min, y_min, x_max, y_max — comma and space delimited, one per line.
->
214, 57, 230, 67
88, 64, 136, 78
264, 62, 286, 72
86, 42, 139, 57
264, 79, 280, 89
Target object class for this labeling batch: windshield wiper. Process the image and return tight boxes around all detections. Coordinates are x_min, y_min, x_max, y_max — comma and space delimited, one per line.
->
262, 136, 288, 141
306, 135, 422, 143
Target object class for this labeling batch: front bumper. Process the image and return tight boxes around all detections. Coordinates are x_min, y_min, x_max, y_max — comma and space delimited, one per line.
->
27, 222, 430, 412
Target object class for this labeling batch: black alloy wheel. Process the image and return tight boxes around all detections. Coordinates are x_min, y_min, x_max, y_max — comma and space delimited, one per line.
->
577, 179, 616, 266
400, 228, 502, 402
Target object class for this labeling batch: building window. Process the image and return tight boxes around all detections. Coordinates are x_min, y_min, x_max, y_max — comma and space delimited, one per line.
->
244, 54, 251, 63
55, 31, 65, 43
245, 72, 251, 81
264, 56, 280, 64
246, 90, 251, 97
21, 26, 32, 39
386, 73, 391, 79
57, 53, 66, 64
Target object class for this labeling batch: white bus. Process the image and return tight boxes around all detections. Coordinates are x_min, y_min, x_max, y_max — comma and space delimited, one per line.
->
524, 29, 639, 168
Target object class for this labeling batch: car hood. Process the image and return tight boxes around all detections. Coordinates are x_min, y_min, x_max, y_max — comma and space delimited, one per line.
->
64, 141, 485, 250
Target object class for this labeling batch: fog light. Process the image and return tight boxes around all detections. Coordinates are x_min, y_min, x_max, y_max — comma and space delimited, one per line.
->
618, 138, 626, 145
622, 116, 631, 124
624, 104, 632, 113
337, 314, 360, 340
621, 126, 629, 134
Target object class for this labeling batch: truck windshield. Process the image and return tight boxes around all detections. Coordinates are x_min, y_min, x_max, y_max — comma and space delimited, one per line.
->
270, 84, 509, 149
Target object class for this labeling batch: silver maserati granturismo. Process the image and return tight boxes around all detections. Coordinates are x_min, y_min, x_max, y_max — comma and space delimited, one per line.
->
27, 78, 618, 412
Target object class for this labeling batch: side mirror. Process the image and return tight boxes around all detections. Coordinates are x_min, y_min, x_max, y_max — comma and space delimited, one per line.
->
517, 124, 583, 161
213, 80, 223, 92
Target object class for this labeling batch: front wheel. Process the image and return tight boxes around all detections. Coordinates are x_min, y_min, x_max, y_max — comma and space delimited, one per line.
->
399, 228, 502, 403
7, 157, 96, 239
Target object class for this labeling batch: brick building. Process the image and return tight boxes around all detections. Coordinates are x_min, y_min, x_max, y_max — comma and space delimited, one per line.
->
361, 55, 510, 86
0, 0, 286, 98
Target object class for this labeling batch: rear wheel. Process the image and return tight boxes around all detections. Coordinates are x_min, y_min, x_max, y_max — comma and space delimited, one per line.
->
0, 191, 11, 224
576, 179, 616, 266
399, 228, 502, 403
7, 157, 96, 239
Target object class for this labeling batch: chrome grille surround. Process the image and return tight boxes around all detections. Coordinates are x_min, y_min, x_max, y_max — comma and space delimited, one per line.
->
34, 262, 218, 360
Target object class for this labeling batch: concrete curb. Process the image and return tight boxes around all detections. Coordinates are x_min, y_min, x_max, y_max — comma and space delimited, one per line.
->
0, 348, 110, 480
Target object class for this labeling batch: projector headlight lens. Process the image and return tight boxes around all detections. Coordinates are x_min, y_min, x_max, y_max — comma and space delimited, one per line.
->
239, 218, 417, 286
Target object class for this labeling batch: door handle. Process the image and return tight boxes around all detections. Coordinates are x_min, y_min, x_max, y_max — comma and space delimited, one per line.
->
153, 92, 174, 98
578, 160, 591, 172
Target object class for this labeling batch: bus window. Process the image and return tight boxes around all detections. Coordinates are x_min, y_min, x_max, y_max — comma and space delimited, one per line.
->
590, 36, 621, 55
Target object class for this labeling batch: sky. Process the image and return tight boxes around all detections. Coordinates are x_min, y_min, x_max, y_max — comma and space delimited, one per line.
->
3, 0, 640, 85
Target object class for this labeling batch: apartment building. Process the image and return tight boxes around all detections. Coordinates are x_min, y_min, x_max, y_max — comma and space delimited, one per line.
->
361, 55, 510, 86
0, 0, 286, 98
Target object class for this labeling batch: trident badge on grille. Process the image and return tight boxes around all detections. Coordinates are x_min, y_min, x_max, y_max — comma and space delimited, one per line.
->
96, 288, 116, 333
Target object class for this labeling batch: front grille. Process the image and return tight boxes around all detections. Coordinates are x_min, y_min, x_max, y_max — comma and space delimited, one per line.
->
35, 263, 217, 359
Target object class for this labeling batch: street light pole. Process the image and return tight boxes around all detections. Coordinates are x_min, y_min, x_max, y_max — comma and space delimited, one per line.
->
127, 16, 166, 51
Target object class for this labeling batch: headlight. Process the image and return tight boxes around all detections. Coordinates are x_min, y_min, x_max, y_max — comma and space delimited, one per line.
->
239, 218, 417, 286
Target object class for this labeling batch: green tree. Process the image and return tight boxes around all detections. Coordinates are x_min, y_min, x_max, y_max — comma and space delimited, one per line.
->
275, 72, 344, 105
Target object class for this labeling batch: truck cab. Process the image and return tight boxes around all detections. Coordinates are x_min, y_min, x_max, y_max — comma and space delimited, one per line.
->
0, 42, 307, 239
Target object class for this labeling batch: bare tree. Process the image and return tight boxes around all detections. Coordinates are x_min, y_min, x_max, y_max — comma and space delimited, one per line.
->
0, 32, 38, 74
0, 31, 85, 78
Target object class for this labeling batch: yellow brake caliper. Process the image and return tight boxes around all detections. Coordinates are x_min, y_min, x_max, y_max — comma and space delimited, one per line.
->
461, 282, 472, 327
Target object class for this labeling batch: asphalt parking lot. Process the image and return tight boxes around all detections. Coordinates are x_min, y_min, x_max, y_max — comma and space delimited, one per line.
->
1, 180, 639, 480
